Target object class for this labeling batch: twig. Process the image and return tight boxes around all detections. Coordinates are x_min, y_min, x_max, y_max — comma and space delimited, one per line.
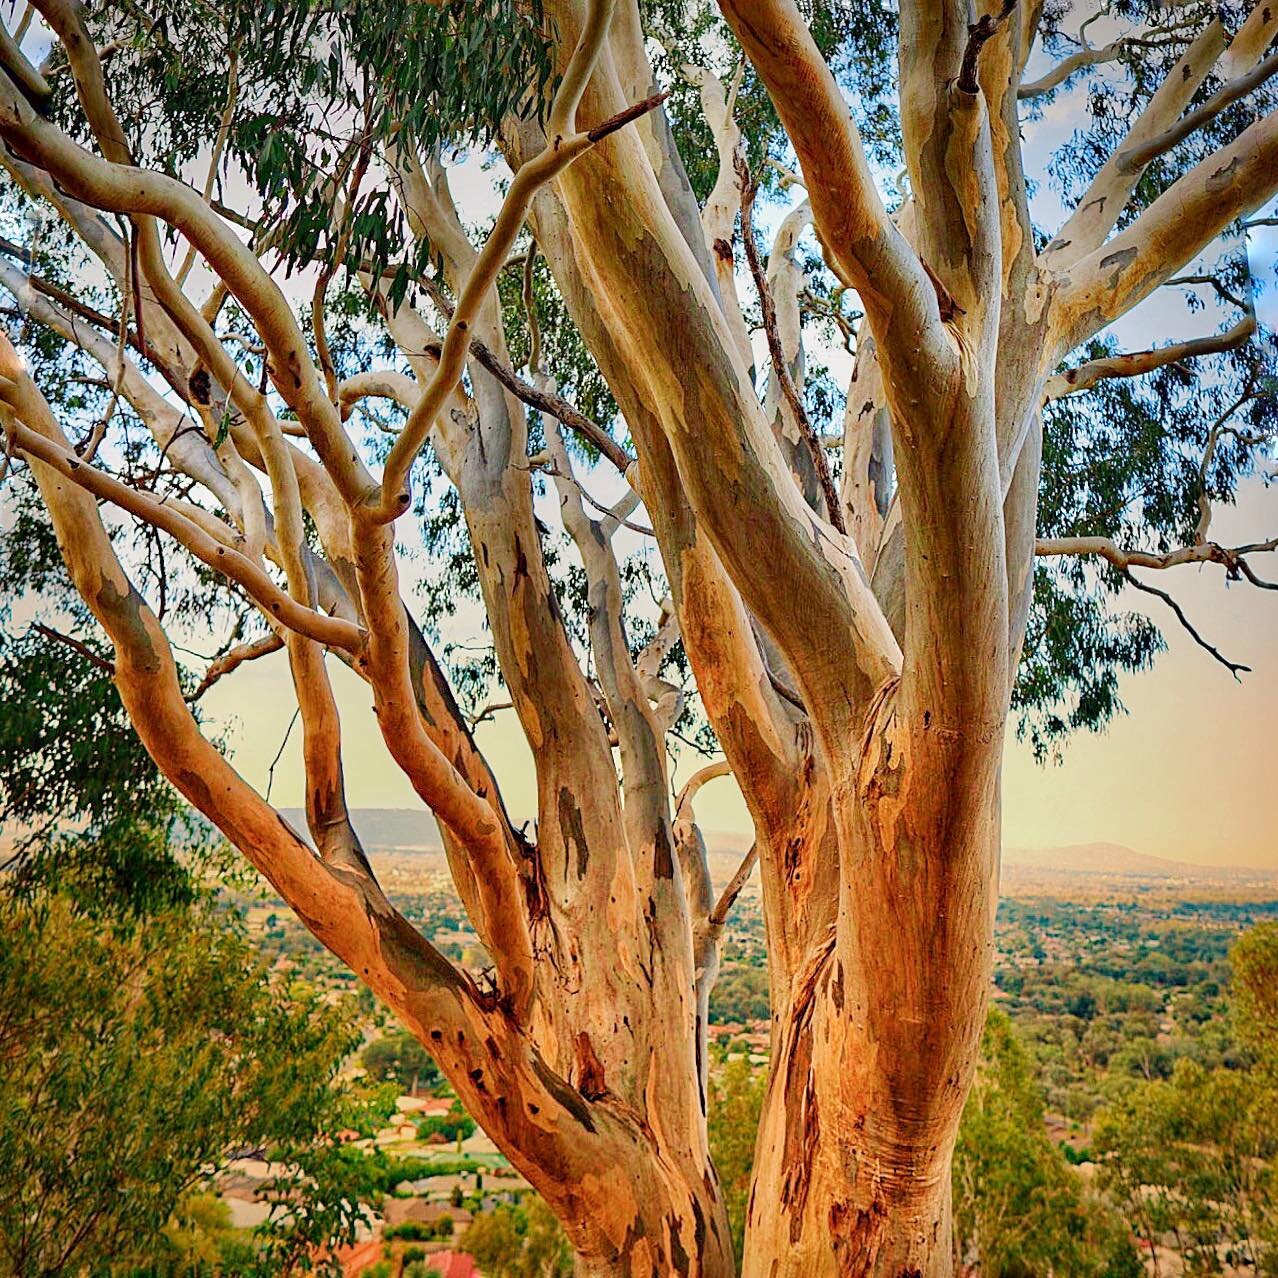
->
1235, 558, 1277, 591
266, 706, 301, 803
31, 621, 115, 674
734, 151, 846, 534
586, 90, 669, 143
535, 459, 654, 536
1121, 569, 1249, 678
1164, 273, 1250, 313
419, 275, 633, 473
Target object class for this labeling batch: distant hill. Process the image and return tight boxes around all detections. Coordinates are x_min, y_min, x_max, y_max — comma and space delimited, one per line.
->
278, 808, 443, 853
1002, 841, 1273, 881
276, 812, 1273, 884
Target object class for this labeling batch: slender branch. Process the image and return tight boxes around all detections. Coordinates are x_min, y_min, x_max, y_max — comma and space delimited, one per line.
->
1018, 10, 1202, 101
1193, 395, 1268, 542
536, 460, 653, 536
419, 276, 632, 473
1116, 51, 1278, 173
709, 843, 759, 928
0, 245, 173, 375
2, 410, 364, 653
1019, 40, 1127, 99
675, 759, 731, 819
314, 120, 373, 403
1235, 558, 1278, 590
735, 153, 845, 533
373, 17, 665, 519
264, 706, 300, 803
30, 621, 114, 673
1164, 273, 1251, 312
1035, 534, 1278, 572
174, 47, 238, 287
468, 699, 514, 728
1121, 569, 1250, 677
1043, 316, 1257, 400
189, 632, 284, 701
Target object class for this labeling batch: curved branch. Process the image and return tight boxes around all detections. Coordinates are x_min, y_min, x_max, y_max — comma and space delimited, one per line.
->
2, 408, 364, 653
374, 22, 664, 519
1048, 108, 1278, 357
736, 155, 844, 533
1042, 19, 1228, 270
1043, 315, 1257, 400
417, 276, 632, 472
1018, 40, 1127, 98
1116, 51, 1278, 174
189, 632, 284, 701
1122, 569, 1250, 676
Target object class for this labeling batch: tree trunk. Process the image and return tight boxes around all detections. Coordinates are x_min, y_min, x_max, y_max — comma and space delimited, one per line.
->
742, 746, 1000, 1278
556, 1151, 736, 1278
746, 999, 962, 1277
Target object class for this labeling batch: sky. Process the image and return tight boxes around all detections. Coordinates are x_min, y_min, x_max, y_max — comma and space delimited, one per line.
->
196, 104, 1278, 871
200, 481, 1278, 870
199, 229, 1278, 870
7, 7, 1277, 870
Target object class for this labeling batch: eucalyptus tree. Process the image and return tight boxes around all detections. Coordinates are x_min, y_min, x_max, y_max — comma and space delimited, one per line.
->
0, 0, 1275, 1273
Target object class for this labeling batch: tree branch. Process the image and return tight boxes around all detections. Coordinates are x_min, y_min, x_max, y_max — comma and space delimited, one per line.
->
417, 275, 632, 473
0, 27, 372, 506
1164, 273, 1251, 312
958, 0, 1019, 96
1043, 315, 1257, 400
735, 154, 845, 533
30, 621, 114, 673
1122, 569, 1250, 677
1035, 534, 1278, 573
714, 0, 944, 388
373, 7, 665, 520
1116, 51, 1278, 174
709, 843, 759, 928
1048, 108, 1278, 357
189, 633, 284, 702
1018, 39, 1127, 99
1042, 18, 1228, 270
2, 407, 363, 653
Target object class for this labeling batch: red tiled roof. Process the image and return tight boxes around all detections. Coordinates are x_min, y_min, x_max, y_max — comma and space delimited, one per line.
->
423, 1250, 481, 1278
331, 1236, 382, 1276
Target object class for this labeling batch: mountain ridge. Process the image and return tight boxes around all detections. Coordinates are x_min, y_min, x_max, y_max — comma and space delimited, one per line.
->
279, 810, 1273, 880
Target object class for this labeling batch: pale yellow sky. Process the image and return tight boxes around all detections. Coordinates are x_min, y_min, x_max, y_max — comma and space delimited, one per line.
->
22, 71, 1272, 872
201, 471, 1276, 870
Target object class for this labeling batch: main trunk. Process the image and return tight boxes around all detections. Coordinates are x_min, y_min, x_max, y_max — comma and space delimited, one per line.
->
741, 747, 1001, 1278
743, 959, 967, 1278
